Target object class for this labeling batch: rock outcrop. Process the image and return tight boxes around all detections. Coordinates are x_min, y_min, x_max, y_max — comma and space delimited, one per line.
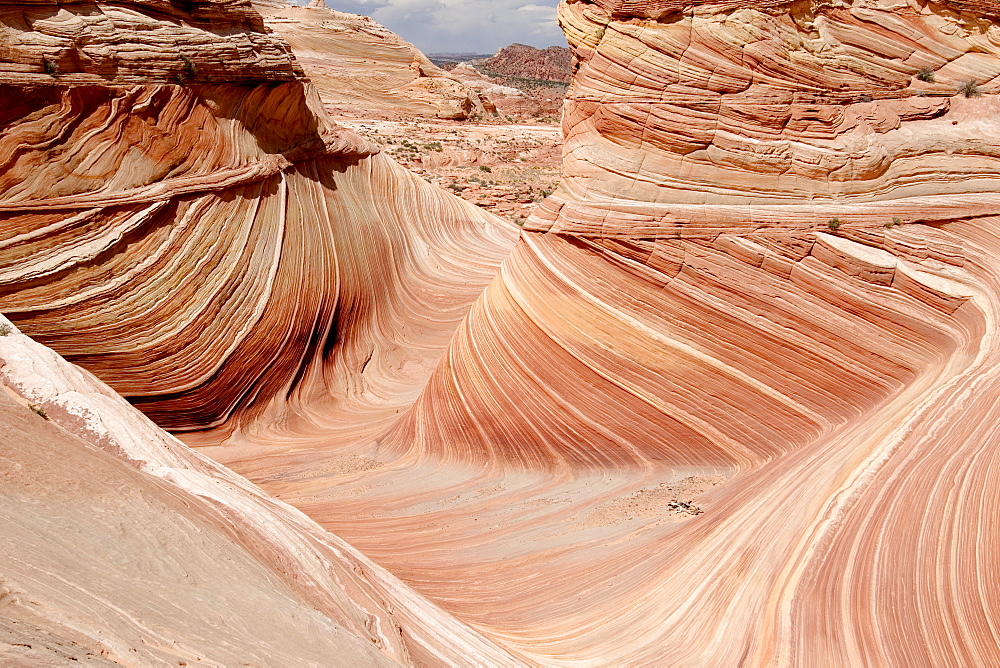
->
480, 43, 573, 83
0, 317, 517, 664
354, 0, 1000, 662
0, 0, 516, 434
254, 0, 496, 119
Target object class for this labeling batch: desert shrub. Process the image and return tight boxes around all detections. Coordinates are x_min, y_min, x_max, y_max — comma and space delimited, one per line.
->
828, 218, 841, 232
916, 67, 935, 83
42, 57, 57, 77
0, 323, 11, 336
29, 404, 48, 420
181, 54, 197, 77
479, 165, 492, 172
960, 79, 982, 98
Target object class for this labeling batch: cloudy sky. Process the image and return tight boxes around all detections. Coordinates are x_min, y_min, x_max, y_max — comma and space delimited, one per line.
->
327, 0, 565, 54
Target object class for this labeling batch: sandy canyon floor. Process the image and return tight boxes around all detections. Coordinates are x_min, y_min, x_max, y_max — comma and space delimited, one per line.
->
337, 118, 563, 222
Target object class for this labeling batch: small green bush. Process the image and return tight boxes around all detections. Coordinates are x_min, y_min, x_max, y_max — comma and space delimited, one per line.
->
29, 404, 49, 420
0, 322, 11, 336
916, 67, 935, 83
828, 218, 841, 232
479, 165, 492, 173
42, 57, 57, 77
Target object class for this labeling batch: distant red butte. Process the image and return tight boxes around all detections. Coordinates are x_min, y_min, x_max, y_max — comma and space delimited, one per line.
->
480, 43, 572, 84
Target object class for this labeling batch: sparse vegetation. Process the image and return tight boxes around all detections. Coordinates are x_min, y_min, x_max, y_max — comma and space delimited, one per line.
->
479, 165, 492, 173
916, 67, 935, 83
29, 404, 49, 420
423, 141, 443, 152
959, 79, 982, 98
42, 57, 57, 77
0, 322, 11, 337
828, 218, 841, 232
181, 54, 197, 79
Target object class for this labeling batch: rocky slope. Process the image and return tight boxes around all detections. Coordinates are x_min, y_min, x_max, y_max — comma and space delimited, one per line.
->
442, 44, 572, 120
480, 43, 573, 84
0, 317, 516, 665
254, 0, 495, 119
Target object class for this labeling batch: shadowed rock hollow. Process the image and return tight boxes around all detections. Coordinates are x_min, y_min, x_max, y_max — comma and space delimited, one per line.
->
4, 0, 1000, 664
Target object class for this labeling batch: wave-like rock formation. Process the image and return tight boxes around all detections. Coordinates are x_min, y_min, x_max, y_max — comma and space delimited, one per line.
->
6, 0, 1000, 663
255, 0, 496, 119
0, 0, 516, 434
198, 0, 1000, 664
0, 0, 520, 661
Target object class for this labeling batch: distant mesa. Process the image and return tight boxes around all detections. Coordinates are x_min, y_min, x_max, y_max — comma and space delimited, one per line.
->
431, 43, 572, 120
479, 43, 573, 84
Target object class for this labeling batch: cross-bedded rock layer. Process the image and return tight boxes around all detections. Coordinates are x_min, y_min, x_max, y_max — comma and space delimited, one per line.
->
345, 0, 1000, 662
226, 0, 1000, 663
5, 0, 1000, 664
0, 0, 519, 663
253, 0, 496, 120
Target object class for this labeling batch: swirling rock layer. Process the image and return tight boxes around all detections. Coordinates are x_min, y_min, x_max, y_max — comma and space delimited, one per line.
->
0, 0, 519, 662
211, 0, 1000, 664
0, 74, 515, 431
6, 0, 1000, 664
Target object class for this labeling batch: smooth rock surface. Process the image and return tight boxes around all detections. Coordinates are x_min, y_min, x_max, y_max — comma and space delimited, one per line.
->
254, 0, 496, 119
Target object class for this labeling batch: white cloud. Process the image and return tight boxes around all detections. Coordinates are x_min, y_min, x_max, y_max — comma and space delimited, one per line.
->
325, 0, 565, 54
517, 4, 554, 12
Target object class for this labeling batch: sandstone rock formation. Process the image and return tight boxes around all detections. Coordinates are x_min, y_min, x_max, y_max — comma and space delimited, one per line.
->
254, 0, 495, 119
363, 0, 1000, 662
6, 0, 1000, 663
0, 317, 516, 664
0, 0, 519, 662
0, 0, 517, 434
203, 0, 1000, 664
